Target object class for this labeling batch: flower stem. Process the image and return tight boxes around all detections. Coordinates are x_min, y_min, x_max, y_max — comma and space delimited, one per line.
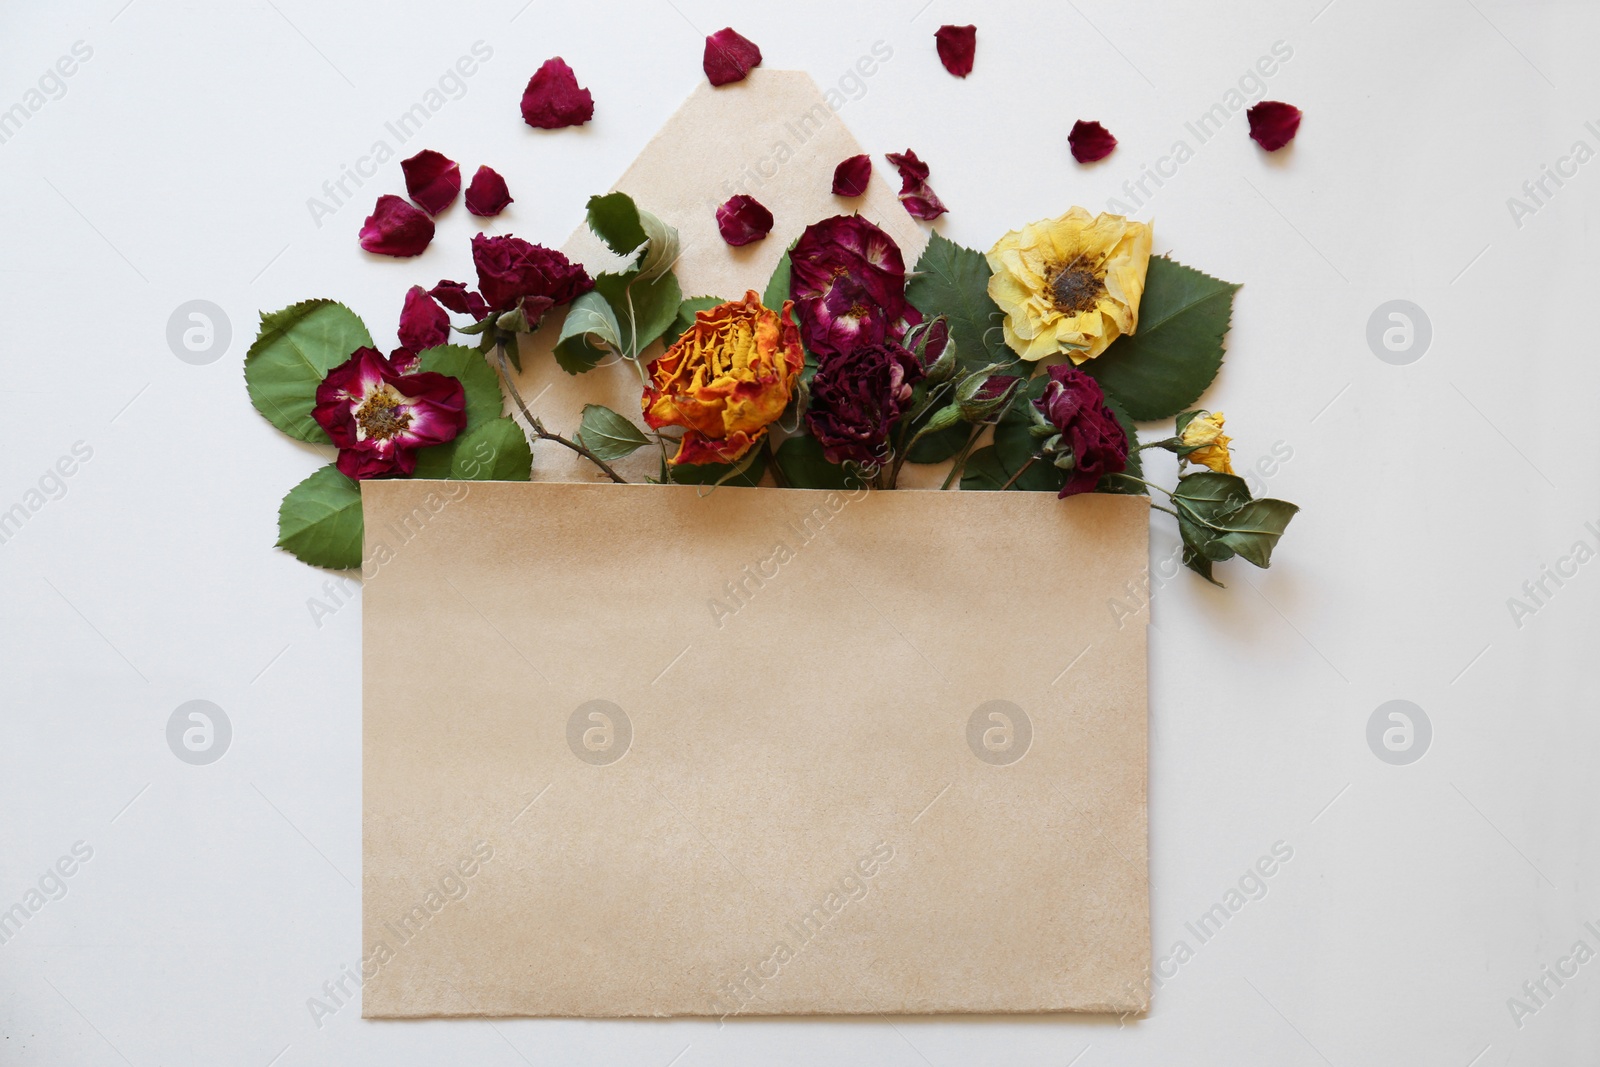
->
1151, 502, 1180, 518
493, 347, 627, 484
998, 456, 1038, 491
939, 425, 985, 490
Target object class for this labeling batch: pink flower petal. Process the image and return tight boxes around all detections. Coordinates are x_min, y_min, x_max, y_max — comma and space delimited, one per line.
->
1068, 120, 1117, 163
934, 25, 976, 78
520, 57, 593, 129
464, 165, 513, 216
429, 280, 489, 321
716, 195, 773, 246
359, 195, 434, 257
884, 149, 948, 221
831, 154, 872, 197
703, 27, 762, 86
1247, 100, 1302, 151
398, 285, 450, 352
401, 149, 460, 216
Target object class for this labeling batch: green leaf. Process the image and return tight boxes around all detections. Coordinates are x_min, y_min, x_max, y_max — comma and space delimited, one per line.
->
636, 209, 680, 282
905, 232, 1016, 373
1211, 497, 1299, 568
668, 296, 723, 344
576, 404, 651, 461
763, 241, 795, 312
554, 291, 623, 374
275, 465, 362, 569
416, 345, 501, 429
245, 300, 374, 443
413, 417, 532, 481
958, 446, 1009, 491
628, 271, 684, 353
663, 445, 769, 487
906, 420, 970, 463
1172, 472, 1252, 565
980, 380, 1062, 492
586, 192, 647, 258
1084, 256, 1239, 421
773, 433, 857, 489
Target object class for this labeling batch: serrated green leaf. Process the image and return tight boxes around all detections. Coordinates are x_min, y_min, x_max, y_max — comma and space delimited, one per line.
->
416, 344, 501, 429
906, 420, 970, 463
586, 192, 647, 258
245, 300, 373, 443
413, 417, 532, 481
275, 465, 363, 569
668, 296, 724, 345
905, 232, 1015, 373
958, 446, 1009, 491
1172, 471, 1252, 564
554, 291, 622, 374
773, 433, 858, 489
1211, 498, 1299, 568
636, 209, 680, 282
1084, 256, 1239, 421
628, 271, 683, 353
577, 404, 651, 461
763, 241, 796, 312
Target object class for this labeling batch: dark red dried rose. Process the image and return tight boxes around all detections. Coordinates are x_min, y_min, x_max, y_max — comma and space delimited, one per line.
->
831, 154, 872, 197
359, 195, 435, 257
703, 27, 762, 86
715, 195, 773, 246
429, 280, 489, 321
471, 233, 593, 315
464, 166, 513, 217
805, 341, 925, 466
934, 25, 976, 77
312, 347, 466, 479
401, 149, 460, 216
885, 149, 947, 220
1034, 364, 1128, 497
398, 286, 450, 351
520, 57, 594, 129
1068, 120, 1117, 163
789, 215, 915, 358
1247, 100, 1302, 151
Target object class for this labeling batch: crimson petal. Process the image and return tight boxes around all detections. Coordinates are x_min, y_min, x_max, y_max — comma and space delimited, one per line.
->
359, 195, 434, 257
831, 154, 872, 197
429, 280, 489, 321
1068, 120, 1117, 163
520, 57, 593, 129
401, 149, 460, 216
399, 286, 451, 352
703, 27, 762, 86
715, 195, 773, 246
885, 149, 948, 221
464, 165, 513, 216
1247, 100, 1302, 151
934, 25, 976, 78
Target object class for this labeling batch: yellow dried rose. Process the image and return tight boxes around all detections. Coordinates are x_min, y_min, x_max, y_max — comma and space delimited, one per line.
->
1180, 411, 1234, 474
986, 208, 1153, 363
642, 290, 803, 466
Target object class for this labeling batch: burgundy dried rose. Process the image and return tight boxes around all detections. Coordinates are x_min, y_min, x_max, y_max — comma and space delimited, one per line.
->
520, 57, 593, 129
1034, 364, 1128, 497
1247, 100, 1302, 151
885, 149, 947, 220
464, 166, 513, 216
1068, 120, 1117, 163
934, 25, 976, 77
716, 195, 773, 245
703, 27, 762, 86
401, 149, 460, 215
471, 233, 593, 316
359, 195, 434, 257
429, 280, 489, 321
398, 285, 450, 352
832, 154, 871, 197
788, 214, 915, 358
312, 347, 466, 480
805, 341, 925, 466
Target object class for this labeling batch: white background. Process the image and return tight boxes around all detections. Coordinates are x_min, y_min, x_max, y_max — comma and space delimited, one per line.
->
3, 0, 1597, 1064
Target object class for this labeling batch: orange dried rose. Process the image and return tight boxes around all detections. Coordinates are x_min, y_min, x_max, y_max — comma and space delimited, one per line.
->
642, 290, 803, 466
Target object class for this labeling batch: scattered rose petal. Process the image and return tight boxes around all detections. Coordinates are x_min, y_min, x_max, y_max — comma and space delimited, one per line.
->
399, 286, 451, 351
401, 149, 460, 216
885, 149, 947, 221
716, 195, 773, 246
520, 57, 594, 129
935, 25, 976, 77
703, 27, 763, 86
429, 280, 489, 321
1068, 120, 1117, 163
464, 165, 513, 217
831, 154, 872, 197
1247, 100, 1302, 151
359, 195, 434, 257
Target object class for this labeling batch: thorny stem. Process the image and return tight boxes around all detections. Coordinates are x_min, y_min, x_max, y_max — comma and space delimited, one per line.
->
493, 346, 627, 484
998, 455, 1038, 491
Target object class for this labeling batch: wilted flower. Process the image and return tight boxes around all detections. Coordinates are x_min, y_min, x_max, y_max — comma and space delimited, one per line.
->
359, 195, 434, 257
805, 341, 924, 466
642, 291, 803, 465
1033, 364, 1128, 497
401, 149, 460, 216
464, 166, 513, 217
470, 233, 593, 316
520, 57, 593, 129
312, 347, 466, 479
987, 207, 1152, 363
703, 27, 762, 86
788, 214, 915, 357
716, 195, 773, 245
1179, 410, 1234, 474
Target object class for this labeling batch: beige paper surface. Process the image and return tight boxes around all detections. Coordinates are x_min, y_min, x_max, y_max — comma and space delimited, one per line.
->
362, 481, 1150, 1017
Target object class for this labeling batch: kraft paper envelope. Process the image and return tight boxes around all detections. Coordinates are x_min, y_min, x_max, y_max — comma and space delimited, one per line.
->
362, 482, 1150, 1017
